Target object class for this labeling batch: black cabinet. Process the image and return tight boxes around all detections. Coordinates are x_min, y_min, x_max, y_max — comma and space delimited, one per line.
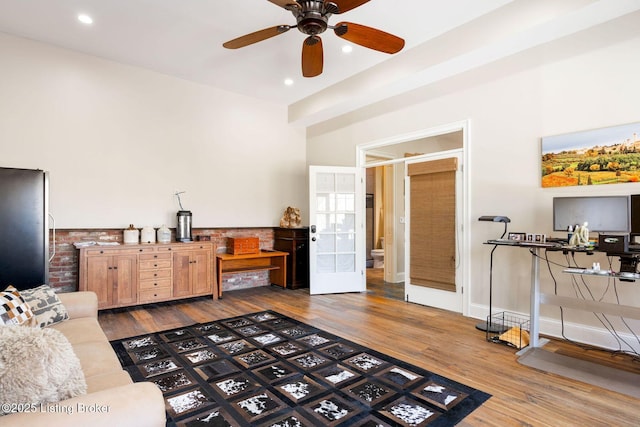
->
273, 227, 309, 289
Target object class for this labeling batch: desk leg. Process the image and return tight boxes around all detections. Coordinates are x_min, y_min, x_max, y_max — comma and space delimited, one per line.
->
528, 247, 549, 350
530, 248, 540, 348
216, 258, 223, 299
269, 255, 287, 288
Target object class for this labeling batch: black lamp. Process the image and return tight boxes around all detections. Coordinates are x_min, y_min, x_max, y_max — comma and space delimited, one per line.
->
476, 215, 511, 333
478, 216, 510, 237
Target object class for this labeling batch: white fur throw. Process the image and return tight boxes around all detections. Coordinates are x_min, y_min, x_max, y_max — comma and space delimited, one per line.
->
0, 325, 87, 415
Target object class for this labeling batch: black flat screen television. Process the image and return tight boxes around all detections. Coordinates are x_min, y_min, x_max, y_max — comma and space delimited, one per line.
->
553, 196, 630, 233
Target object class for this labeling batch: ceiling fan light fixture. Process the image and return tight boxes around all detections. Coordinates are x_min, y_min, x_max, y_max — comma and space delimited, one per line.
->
225, 0, 403, 77
284, 78, 294, 86
341, 44, 353, 54
297, 17, 328, 36
295, 1, 329, 36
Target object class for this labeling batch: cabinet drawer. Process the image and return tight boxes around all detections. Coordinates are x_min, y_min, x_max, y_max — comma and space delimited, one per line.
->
139, 269, 172, 280
139, 253, 172, 261
139, 259, 172, 270
85, 247, 154, 256
139, 278, 171, 290
138, 287, 172, 302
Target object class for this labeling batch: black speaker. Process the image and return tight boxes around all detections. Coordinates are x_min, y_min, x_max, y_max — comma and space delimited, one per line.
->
632, 194, 640, 234
598, 234, 628, 253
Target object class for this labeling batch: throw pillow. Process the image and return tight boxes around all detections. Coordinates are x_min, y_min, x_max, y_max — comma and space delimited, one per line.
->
0, 325, 87, 415
0, 285, 35, 326
20, 285, 69, 328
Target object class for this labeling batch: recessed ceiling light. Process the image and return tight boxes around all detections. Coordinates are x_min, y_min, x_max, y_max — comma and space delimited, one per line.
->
342, 45, 353, 54
78, 14, 93, 25
284, 78, 294, 86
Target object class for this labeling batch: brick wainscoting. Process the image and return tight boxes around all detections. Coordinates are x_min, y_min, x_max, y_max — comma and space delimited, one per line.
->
49, 228, 275, 293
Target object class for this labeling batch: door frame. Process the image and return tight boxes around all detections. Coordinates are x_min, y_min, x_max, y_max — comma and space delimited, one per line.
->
356, 120, 471, 316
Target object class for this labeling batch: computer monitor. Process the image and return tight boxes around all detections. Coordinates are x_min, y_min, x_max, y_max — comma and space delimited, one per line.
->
553, 196, 630, 233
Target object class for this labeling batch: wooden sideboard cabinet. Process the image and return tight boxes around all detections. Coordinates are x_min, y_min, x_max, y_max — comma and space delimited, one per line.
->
273, 227, 309, 289
79, 242, 215, 310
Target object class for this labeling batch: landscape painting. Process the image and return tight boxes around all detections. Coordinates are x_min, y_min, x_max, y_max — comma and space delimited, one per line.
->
541, 122, 640, 188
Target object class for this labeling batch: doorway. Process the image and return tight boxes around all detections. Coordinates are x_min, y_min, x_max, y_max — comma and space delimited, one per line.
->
358, 121, 469, 314
365, 163, 404, 300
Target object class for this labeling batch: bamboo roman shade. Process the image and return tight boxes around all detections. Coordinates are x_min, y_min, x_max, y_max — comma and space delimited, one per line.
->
408, 158, 457, 292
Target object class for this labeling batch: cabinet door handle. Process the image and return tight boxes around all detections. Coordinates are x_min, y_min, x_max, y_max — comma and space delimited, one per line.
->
154, 264, 158, 267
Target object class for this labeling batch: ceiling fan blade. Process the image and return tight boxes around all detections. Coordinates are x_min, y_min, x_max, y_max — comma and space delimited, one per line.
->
327, 0, 371, 14
334, 22, 404, 54
302, 36, 323, 78
223, 25, 291, 49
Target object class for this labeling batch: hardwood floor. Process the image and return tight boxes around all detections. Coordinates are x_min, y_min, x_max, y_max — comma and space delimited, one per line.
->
366, 267, 404, 301
98, 286, 640, 426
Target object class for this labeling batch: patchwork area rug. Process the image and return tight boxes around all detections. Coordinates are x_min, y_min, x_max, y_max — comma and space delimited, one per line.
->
110, 311, 490, 426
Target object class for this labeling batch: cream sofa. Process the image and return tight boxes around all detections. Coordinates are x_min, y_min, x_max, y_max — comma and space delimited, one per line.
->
0, 291, 166, 427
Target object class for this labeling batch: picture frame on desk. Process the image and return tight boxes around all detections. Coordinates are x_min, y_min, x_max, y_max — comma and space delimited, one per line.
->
523, 233, 546, 242
508, 232, 526, 241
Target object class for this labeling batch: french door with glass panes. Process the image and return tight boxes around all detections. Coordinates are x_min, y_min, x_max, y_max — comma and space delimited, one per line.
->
308, 166, 365, 294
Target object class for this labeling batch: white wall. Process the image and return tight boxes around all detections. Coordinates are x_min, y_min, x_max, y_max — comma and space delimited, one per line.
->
0, 33, 306, 229
306, 29, 640, 348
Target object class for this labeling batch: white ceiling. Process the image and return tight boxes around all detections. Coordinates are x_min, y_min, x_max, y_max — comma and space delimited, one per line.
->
0, 0, 512, 106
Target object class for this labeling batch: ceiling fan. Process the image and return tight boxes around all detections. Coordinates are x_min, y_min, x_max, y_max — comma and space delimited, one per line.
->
223, 0, 405, 78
